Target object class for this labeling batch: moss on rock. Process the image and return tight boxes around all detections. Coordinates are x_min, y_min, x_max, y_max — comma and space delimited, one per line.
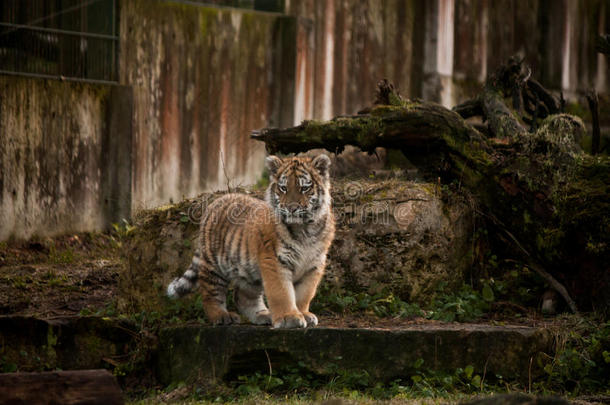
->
118, 179, 474, 315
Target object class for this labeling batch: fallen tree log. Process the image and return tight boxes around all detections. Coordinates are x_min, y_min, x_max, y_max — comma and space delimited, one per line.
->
252, 64, 610, 315
0, 369, 124, 405
252, 102, 483, 156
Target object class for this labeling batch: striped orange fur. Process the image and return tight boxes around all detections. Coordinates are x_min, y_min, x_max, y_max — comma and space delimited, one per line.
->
167, 154, 335, 328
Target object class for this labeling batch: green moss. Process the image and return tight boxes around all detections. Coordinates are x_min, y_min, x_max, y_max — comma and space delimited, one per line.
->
45, 326, 58, 367
369, 104, 415, 117
83, 335, 105, 353
527, 114, 586, 157
551, 155, 610, 255
301, 116, 384, 152
198, 7, 222, 37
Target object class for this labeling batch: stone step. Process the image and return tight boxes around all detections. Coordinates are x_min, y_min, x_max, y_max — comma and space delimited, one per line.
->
0, 316, 554, 387
157, 323, 553, 385
0, 316, 137, 372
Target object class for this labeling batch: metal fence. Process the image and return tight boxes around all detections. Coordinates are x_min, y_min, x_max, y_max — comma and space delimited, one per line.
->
0, 0, 118, 83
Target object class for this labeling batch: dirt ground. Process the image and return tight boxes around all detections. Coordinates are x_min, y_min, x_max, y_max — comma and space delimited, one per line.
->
1, 231, 555, 331
0, 233, 121, 317
2, 233, 606, 405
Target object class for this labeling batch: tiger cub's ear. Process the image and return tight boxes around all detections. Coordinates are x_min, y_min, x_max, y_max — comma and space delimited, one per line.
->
312, 154, 331, 177
265, 155, 283, 177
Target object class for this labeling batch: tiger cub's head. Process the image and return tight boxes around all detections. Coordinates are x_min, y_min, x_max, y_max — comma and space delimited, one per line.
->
265, 154, 331, 224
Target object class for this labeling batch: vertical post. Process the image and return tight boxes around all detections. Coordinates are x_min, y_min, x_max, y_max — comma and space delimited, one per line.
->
422, 0, 455, 107
102, 85, 133, 226
293, 17, 314, 125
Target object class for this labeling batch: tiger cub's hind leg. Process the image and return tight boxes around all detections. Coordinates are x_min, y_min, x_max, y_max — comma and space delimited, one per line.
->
199, 266, 240, 325
234, 282, 272, 325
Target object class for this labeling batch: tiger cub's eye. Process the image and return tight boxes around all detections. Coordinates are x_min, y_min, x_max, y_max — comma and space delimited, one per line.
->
278, 184, 287, 193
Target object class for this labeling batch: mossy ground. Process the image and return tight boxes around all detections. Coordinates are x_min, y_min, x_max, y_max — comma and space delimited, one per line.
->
0, 190, 608, 404
129, 394, 465, 404
0, 232, 122, 317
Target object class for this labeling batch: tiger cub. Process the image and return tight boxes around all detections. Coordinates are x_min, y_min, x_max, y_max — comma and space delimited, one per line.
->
167, 154, 335, 329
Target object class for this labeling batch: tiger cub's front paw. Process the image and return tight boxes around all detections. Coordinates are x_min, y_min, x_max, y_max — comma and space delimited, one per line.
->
209, 310, 241, 326
253, 309, 272, 325
302, 311, 318, 327
272, 312, 306, 329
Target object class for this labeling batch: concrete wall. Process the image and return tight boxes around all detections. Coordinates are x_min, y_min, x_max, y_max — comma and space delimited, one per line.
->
286, 0, 610, 115
0, 78, 131, 241
450, 0, 610, 104
1, 1, 298, 239
119, 1, 296, 208
287, 0, 421, 120
2, 0, 607, 240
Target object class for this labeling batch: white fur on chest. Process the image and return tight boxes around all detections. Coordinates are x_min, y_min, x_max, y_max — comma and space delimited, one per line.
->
278, 238, 326, 282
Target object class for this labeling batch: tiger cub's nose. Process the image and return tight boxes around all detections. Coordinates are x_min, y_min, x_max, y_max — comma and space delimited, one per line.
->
287, 203, 301, 214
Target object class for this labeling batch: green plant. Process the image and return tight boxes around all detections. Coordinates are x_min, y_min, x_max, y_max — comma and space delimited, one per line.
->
427, 284, 491, 322
0, 356, 18, 373
208, 358, 513, 403
111, 219, 136, 248
48, 246, 75, 264
538, 318, 610, 395
312, 283, 424, 318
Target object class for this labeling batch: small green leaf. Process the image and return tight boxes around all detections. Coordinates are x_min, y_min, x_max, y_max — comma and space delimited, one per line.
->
482, 283, 495, 302
464, 364, 474, 379
471, 374, 481, 387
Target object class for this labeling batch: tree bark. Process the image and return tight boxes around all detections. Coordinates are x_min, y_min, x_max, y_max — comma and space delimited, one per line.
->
252, 103, 482, 155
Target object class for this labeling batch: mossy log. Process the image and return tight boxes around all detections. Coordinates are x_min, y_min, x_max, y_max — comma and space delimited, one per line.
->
252, 66, 610, 315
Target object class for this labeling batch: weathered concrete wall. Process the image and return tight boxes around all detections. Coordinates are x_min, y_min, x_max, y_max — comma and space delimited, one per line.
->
2, 1, 607, 240
287, 0, 420, 120
451, 0, 610, 104
287, 0, 609, 114
120, 1, 296, 208
0, 77, 132, 241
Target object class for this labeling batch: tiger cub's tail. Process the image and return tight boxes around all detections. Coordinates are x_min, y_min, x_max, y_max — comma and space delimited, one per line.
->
167, 250, 202, 299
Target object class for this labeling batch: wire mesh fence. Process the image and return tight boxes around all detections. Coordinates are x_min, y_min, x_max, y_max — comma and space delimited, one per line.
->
0, 0, 118, 83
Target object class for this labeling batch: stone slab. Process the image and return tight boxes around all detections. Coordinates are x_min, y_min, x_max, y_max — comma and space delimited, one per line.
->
157, 323, 553, 385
